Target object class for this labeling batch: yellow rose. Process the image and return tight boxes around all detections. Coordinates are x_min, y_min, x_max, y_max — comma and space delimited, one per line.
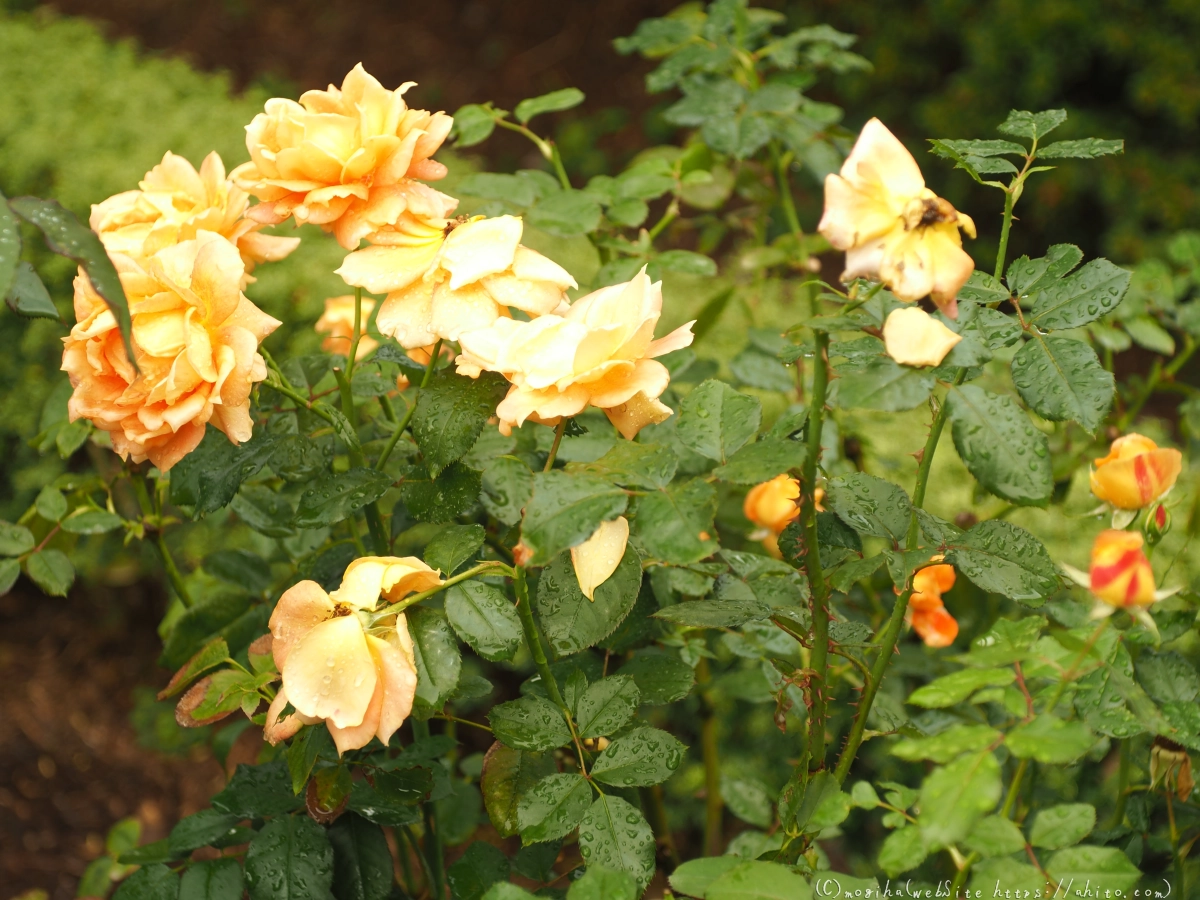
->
456, 268, 695, 438
819, 118, 976, 316
882, 306, 962, 367
316, 295, 377, 360
232, 64, 453, 243
372, 215, 577, 349
571, 516, 629, 600
265, 556, 442, 754
1090, 433, 1183, 510
62, 231, 280, 471
744, 475, 801, 536
90, 151, 299, 282
1089, 529, 1155, 609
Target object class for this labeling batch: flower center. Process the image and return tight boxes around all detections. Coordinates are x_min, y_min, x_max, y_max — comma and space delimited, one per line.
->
902, 195, 960, 232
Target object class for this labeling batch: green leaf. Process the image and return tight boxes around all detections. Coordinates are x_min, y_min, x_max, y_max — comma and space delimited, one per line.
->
721, 775, 774, 828
409, 607, 462, 717
729, 347, 793, 393
947, 385, 1053, 505
203, 549, 272, 594
159, 638, 230, 700
535, 546, 641, 656
178, 858, 243, 900
931, 139, 1028, 158
590, 725, 685, 787
26, 548, 74, 596
481, 742, 558, 838
1006, 714, 1095, 764
425, 524, 486, 575
676, 379, 762, 462
0, 521, 34, 556
1037, 138, 1124, 159
112, 863, 180, 900
452, 104, 499, 147
998, 109, 1067, 140
347, 770, 428, 827
891, 724, 1002, 764
577, 795, 656, 893
918, 750, 1002, 848
958, 270, 1012, 305
969, 859, 1045, 897
850, 781, 881, 809
170, 428, 280, 515
567, 866, 638, 900
448, 841, 510, 900
243, 815, 334, 900
6, 260, 58, 319
35, 485, 67, 521
482, 886, 538, 900
1124, 316, 1176, 355
231, 485, 296, 538
9, 196, 135, 364
569, 441, 678, 490
1030, 259, 1131, 330
632, 479, 719, 564
414, 371, 510, 476
528, 190, 603, 236
481, 456, 534, 525
706, 861, 812, 900
1007, 244, 1083, 297
618, 651, 694, 705
61, 507, 124, 535
294, 467, 393, 528
946, 520, 1058, 604
574, 675, 640, 738
962, 617, 1046, 666
489, 696, 572, 751
711, 438, 806, 484
401, 462, 482, 523
669, 858, 746, 899
826, 472, 913, 543
658, 249, 718, 276
878, 827, 929, 877
1030, 803, 1096, 849
836, 357, 935, 410
1045, 846, 1141, 894
0, 557, 21, 595
521, 471, 628, 566
517, 772, 593, 843
0, 194, 19, 301
515, 88, 586, 124
445, 580, 522, 662
328, 813, 392, 900
1135, 651, 1200, 703
1011, 335, 1113, 433
908, 668, 1016, 708
458, 172, 538, 209
654, 597, 771, 628
964, 815, 1027, 858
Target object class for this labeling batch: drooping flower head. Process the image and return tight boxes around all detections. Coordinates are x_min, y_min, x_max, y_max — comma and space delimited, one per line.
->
882, 306, 962, 367
265, 556, 443, 754
819, 118, 976, 317
456, 268, 694, 439
62, 231, 281, 471
316, 295, 377, 360
232, 64, 453, 243
360, 215, 577, 349
907, 563, 958, 648
1090, 433, 1183, 511
91, 152, 300, 281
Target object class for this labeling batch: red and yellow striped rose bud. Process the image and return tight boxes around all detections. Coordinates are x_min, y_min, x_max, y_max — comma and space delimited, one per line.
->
1089, 529, 1155, 609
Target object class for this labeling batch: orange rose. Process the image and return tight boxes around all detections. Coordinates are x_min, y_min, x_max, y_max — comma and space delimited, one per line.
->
90, 151, 299, 282
744, 475, 801, 535
1089, 529, 1155, 609
232, 64, 453, 244
62, 232, 280, 471
911, 606, 959, 648
907, 563, 958, 648
1090, 433, 1183, 510
316, 295, 377, 360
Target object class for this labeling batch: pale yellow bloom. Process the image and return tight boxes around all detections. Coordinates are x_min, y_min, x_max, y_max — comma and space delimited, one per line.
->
232, 64, 453, 245
265, 556, 442, 754
372, 215, 576, 349
882, 306, 962, 367
571, 516, 629, 600
90, 151, 299, 282
456, 268, 694, 438
819, 118, 976, 316
62, 231, 280, 471
316, 295, 377, 360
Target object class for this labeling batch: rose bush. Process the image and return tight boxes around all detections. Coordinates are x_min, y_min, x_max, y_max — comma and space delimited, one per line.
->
2, 2, 1198, 898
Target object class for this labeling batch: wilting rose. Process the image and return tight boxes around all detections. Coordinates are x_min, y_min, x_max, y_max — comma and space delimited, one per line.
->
571, 517, 629, 600
456, 268, 694, 439
370, 216, 576, 348
1089, 529, 1155, 609
1090, 433, 1183, 510
907, 563, 958, 648
819, 118, 976, 316
1150, 737, 1195, 801
882, 306, 962, 367
316, 295, 377, 360
232, 64, 453, 241
265, 556, 442, 754
62, 231, 280, 471
91, 152, 299, 282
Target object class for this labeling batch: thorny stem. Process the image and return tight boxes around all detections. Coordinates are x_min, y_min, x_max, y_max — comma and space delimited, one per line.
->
801, 330, 831, 771
994, 189, 1016, 282
696, 657, 724, 856
544, 419, 567, 472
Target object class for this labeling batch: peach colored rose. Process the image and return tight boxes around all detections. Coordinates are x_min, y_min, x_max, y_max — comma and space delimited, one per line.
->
265, 556, 442, 754
882, 306, 962, 367
61, 231, 280, 471
1089, 529, 1155, 609
1090, 433, 1183, 510
456, 268, 694, 439
571, 517, 629, 600
90, 151, 299, 283
907, 563, 958, 648
819, 118, 976, 316
744, 475, 802, 537
316, 295, 378, 360
368, 216, 577, 349
232, 64, 453, 244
